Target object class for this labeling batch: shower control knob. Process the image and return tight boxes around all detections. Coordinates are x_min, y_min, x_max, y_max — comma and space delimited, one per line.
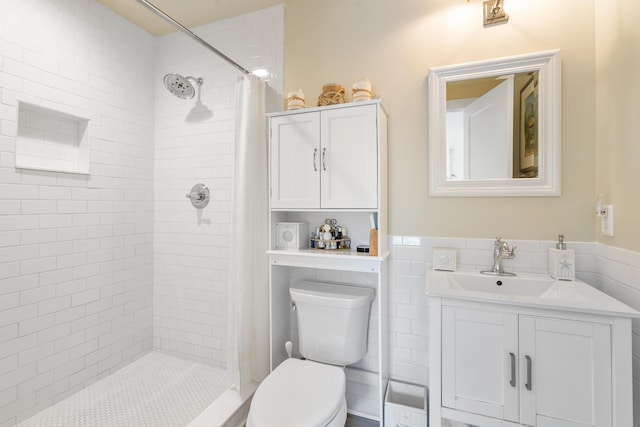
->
185, 183, 210, 209
185, 190, 204, 200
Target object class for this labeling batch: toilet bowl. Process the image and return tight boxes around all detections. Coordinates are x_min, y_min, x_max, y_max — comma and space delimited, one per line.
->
246, 358, 347, 427
247, 281, 374, 427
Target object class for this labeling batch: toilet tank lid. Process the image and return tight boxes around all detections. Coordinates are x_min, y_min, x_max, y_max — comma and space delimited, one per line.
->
290, 281, 374, 309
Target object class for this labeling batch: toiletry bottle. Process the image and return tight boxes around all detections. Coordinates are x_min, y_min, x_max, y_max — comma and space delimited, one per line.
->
549, 234, 575, 281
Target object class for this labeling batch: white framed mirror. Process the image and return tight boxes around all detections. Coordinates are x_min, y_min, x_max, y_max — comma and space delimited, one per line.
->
428, 49, 561, 197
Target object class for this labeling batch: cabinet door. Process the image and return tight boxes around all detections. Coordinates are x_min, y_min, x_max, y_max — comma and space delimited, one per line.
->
270, 113, 320, 209
442, 306, 519, 422
320, 105, 378, 209
519, 316, 612, 427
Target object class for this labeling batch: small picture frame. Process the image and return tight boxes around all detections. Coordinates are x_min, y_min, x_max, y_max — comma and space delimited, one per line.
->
519, 76, 538, 177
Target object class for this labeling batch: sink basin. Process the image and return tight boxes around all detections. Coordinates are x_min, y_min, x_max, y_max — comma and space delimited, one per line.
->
426, 269, 640, 318
449, 272, 555, 297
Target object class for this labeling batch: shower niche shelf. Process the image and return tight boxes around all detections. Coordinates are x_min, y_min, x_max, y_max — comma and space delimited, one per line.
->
16, 101, 91, 175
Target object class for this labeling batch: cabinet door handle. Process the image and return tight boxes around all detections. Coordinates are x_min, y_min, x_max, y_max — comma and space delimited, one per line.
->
509, 352, 516, 387
322, 147, 327, 171
525, 355, 532, 391
313, 148, 318, 171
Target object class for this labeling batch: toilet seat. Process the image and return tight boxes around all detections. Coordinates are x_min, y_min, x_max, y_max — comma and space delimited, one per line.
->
247, 358, 346, 427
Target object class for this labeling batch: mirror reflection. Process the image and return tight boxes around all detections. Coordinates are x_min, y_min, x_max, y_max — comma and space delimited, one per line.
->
445, 71, 539, 180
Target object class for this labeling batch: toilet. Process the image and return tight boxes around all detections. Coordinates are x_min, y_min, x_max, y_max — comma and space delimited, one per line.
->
246, 281, 375, 427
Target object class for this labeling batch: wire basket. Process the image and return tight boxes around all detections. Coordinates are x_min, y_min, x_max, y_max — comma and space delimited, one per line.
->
310, 237, 351, 251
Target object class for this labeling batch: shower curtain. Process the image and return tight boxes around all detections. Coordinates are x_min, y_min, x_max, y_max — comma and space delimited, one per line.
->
229, 75, 270, 398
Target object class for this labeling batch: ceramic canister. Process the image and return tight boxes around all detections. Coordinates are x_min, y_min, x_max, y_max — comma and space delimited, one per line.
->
352, 80, 372, 102
287, 89, 305, 110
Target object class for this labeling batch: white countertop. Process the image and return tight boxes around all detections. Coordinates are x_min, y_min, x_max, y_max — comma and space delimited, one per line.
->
426, 269, 640, 318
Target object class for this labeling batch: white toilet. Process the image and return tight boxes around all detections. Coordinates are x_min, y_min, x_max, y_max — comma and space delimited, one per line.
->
246, 280, 375, 427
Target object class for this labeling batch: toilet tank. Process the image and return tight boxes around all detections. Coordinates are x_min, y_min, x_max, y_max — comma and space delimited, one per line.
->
290, 281, 374, 366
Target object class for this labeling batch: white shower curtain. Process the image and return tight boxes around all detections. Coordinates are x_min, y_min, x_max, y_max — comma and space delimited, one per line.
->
228, 74, 269, 397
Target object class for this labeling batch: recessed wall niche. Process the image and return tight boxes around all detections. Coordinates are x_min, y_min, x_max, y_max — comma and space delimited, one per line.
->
16, 101, 90, 175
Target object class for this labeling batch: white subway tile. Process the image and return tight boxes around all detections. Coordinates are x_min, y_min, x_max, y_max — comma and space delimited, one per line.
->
57, 201, 87, 214
0, 245, 38, 263
39, 241, 73, 257
0, 215, 39, 232
37, 350, 71, 375
0, 200, 20, 215
18, 342, 55, 368
36, 323, 70, 346
19, 286, 55, 305
39, 268, 73, 287
20, 200, 56, 215
38, 296, 71, 316
37, 186, 71, 200
0, 355, 18, 377
56, 253, 86, 269
20, 257, 57, 275
17, 369, 55, 399
38, 214, 72, 229
20, 229, 57, 245
55, 306, 86, 326
18, 313, 55, 336
0, 323, 18, 344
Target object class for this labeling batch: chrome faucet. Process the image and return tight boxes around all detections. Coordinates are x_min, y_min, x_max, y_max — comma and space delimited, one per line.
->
481, 237, 516, 276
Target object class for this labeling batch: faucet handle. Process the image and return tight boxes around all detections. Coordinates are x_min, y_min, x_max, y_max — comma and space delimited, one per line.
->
503, 245, 516, 258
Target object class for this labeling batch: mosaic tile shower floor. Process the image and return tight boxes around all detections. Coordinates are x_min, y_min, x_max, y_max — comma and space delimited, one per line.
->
17, 352, 229, 427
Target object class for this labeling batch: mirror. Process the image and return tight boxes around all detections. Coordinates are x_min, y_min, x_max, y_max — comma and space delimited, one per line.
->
428, 50, 561, 197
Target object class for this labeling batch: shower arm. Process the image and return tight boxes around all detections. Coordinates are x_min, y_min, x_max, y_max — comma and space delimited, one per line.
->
135, 0, 251, 76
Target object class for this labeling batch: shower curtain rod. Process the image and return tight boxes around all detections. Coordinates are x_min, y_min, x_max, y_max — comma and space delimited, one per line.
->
135, 0, 251, 75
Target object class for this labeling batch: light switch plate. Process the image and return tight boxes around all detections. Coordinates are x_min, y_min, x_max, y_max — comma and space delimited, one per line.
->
433, 248, 457, 271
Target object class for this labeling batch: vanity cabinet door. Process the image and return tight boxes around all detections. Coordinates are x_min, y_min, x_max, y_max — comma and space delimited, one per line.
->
519, 316, 612, 427
441, 306, 519, 422
270, 112, 321, 209
320, 104, 378, 209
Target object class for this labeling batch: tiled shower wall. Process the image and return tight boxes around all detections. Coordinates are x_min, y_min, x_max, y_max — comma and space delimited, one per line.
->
0, 0, 155, 425
152, 7, 283, 367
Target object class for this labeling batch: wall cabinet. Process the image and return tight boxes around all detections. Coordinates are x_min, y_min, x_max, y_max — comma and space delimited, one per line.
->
430, 298, 634, 427
267, 100, 389, 422
270, 103, 378, 209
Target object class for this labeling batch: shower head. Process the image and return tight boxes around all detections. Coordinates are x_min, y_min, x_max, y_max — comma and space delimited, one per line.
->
163, 73, 204, 99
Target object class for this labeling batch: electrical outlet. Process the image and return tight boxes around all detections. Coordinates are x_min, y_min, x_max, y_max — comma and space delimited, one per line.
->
601, 205, 614, 237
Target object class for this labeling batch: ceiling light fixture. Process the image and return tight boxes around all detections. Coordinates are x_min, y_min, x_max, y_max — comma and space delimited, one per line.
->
483, 0, 509, 27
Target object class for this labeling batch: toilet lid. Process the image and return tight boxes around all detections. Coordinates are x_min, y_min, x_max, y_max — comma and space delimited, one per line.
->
250, 358, 345, 427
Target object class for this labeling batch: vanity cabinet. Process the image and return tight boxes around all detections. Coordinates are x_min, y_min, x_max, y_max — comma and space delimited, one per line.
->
428, 296, 635, 427
270, 103, 378, 209
267, 100, 389, 422
441, 305, 613, 427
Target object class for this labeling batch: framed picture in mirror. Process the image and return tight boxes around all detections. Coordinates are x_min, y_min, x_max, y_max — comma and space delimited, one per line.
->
519, 76, 538, 178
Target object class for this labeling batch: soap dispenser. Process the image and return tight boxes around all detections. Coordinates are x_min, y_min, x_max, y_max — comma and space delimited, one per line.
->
549, 234, 575, 281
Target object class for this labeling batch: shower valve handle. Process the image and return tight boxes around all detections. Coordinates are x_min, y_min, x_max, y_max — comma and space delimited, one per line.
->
186, 189, 205, 201
185, 183, 210, 209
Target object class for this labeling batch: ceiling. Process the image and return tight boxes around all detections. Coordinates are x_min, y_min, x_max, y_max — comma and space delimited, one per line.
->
97, 0, 290, 36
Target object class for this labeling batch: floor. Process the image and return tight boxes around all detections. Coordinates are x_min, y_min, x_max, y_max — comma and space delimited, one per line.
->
345, 414, 379, 427
17, 351, 229, 427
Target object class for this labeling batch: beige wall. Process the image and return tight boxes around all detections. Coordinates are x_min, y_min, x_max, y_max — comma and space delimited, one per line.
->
284, 0, 598, 243
595, 0, 640, 252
